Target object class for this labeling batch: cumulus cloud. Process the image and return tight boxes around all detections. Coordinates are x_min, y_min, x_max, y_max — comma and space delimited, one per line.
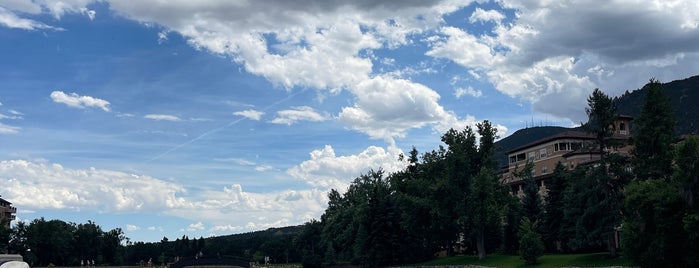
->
287, 144, 406, 191
270, 106, 328, 125
50, 91, 110, 111
144, 114, 181, 122
0, 160, 186, 212
0, 159, 329, 235
427, 0, 699, 122
126, 224, 140, 231
469, 7, 505, 24
339, 76, 481, 141
233, 109, 264, 121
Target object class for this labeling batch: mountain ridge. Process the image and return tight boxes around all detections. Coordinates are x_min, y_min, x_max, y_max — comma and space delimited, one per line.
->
494, 75, 699, 167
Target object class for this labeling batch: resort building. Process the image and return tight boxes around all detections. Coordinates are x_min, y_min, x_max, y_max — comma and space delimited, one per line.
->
0, 197, 16, 229
500, 115, 634, 197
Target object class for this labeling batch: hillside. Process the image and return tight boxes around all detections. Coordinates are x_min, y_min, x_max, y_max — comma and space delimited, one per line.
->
494, 75, 699, 167
614, 75, 699, 135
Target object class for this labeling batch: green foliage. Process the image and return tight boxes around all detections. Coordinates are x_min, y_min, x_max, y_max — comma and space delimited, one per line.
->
632, 79, 676, 181
622, 180, 687, 267
674, 136, 699, 266
675, 136, 699, 210
517, 218, 544, 265
585, 88, 617, 154
518, 162, 542, 223
542, 162, 567, 252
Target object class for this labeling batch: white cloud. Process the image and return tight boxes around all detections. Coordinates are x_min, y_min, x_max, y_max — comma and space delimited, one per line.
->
185, 222, 205, 232
50, 91, 110, 111
0, 160, 187, 212
0, 7, 63, 30
427, 26, 500, 70
0, 113, 22, 120
0, 159, 329, 235
80, 7, 95, 20
287, 144, 406, 191
339, 75, 479, 141
255, 165, 274, 172
144, 114, 181, 122
0, 122, 20, 134
126, 224, 140, 231
0, 0, 42, 14
270, 106, 327, 125
233, 109, 264, 121
454, 86, 482, 98
469, 8, 505, 24
147, 226, 164, 232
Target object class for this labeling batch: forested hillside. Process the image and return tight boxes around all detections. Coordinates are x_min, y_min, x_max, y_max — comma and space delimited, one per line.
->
494, 75, 699, 167
615, 75, 699, 135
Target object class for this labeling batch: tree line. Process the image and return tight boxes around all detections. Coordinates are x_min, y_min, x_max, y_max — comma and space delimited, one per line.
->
3, 80, 697, 267
294, 79, 699, 267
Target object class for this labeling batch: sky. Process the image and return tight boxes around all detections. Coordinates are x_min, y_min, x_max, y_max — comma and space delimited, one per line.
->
1, 0, 698, 242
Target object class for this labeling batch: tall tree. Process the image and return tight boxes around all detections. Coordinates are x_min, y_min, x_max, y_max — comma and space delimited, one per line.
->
469, 167, 499, 260
467, 121, 504, 260
585, 88, 617, 157
674, 136, 699, 266
542, 162, 567, 252
631, 79, 676, 181
622, 180, 687, 267
441, 127, 478, 256
575, 88, 628, 258
519, 163, 542, 224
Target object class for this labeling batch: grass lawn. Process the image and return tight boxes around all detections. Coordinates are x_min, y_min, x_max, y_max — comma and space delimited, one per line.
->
414, 252, 633, 268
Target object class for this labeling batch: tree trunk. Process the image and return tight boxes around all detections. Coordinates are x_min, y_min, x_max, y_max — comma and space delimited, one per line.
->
477, 228, 486, 260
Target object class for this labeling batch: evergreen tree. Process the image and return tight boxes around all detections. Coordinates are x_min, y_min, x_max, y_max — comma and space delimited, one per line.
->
542, 162, 567, 252
558, 89, 630, 257
585, 88, 617, 156
674, 136, 699, 266
518, 218, 544, 265
519, 162, 542, 223
622, 180, 687, 267
631, 79, 676, 181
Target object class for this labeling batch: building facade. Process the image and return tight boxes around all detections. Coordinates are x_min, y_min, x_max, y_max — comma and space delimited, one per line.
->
0, 197, 17, 229
500, 115, 634, 197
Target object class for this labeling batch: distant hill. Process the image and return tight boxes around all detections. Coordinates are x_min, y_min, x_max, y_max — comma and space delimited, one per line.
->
494, 75, 699, 167
614, 75, 699, 135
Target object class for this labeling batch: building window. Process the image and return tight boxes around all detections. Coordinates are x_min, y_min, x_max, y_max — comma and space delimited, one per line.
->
529, 151, 536, 162
619, 122, 627, 135
541, 166, 548, 174
571, 142, 582, 151
531, 168, 536, 177
539, 148, 548, 158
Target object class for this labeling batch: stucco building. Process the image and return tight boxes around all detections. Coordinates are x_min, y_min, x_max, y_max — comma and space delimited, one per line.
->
0, 197, 16, 229
500, 115, 634, 197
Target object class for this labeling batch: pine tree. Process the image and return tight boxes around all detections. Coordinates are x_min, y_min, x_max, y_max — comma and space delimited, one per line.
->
519, 162, 542, 223
543, 162, 567, 252
631, 79, 676, 181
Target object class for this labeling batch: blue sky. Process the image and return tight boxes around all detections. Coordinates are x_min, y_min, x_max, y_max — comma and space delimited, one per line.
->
1, 0, 698, 242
